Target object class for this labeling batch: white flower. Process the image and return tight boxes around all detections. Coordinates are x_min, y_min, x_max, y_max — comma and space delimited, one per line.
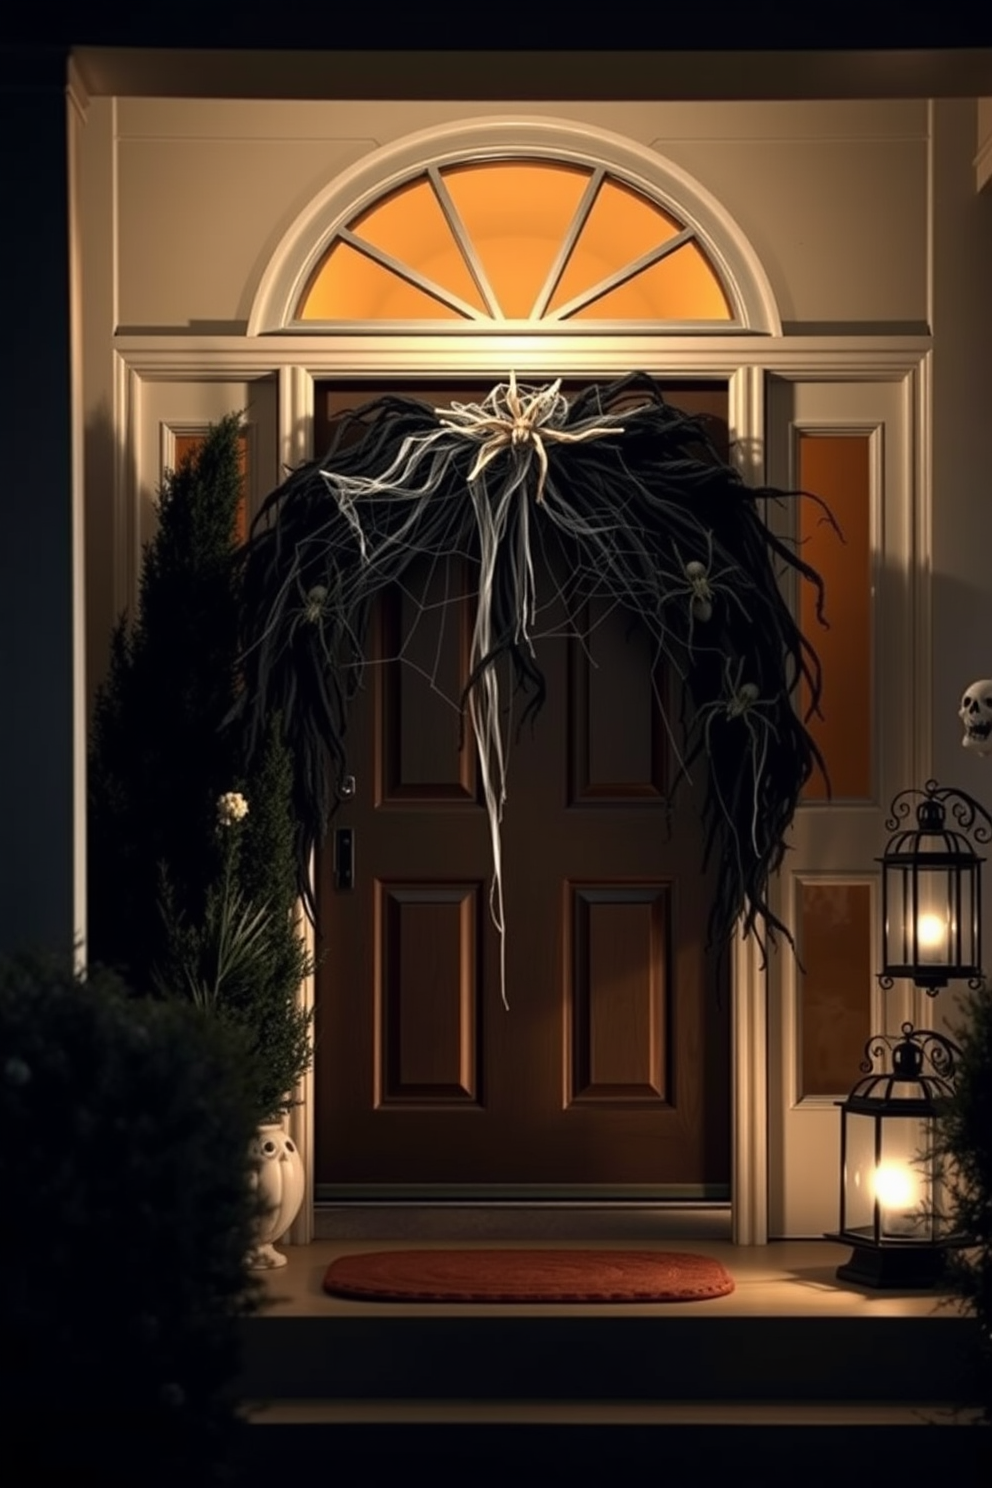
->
4, 1057, 31, 1087
217, 791, 249, 827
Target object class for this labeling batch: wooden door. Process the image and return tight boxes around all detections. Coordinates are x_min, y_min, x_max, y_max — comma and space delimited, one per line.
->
314, 383, 730, 1195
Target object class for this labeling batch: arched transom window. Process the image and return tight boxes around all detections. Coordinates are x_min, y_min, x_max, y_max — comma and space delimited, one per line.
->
296, 159, 734, 327
248, 120, 780, 337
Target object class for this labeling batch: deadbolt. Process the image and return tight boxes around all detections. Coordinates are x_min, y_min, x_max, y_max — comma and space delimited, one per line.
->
334, 827, 355, 891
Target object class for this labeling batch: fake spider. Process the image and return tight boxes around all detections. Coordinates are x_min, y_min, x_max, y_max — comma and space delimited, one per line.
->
284, 572, 351, 670
301, 583, 328, 626
668, 531, 752, 647
693, 656, 781, 859
436, 371, 624, 505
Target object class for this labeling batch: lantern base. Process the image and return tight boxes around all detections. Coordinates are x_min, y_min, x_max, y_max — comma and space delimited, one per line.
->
825, 1234, 948, 1289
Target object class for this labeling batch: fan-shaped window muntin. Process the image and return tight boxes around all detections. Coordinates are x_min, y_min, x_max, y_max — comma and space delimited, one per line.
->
296, 158, 735, 327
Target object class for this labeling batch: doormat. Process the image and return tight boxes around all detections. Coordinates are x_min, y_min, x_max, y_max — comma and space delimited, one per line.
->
323, 1249, 735, 1303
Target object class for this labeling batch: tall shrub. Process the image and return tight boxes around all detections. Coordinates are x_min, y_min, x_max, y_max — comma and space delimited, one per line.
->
88, 415, 312, 1123
89, 415, 244, 987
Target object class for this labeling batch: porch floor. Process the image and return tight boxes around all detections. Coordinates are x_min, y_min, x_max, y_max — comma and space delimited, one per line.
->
254, 1235, 960, 1321
236, 1236, 986, 1486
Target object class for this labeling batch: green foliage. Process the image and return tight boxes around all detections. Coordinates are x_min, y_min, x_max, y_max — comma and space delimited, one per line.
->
89, 414, 246, 987
155, 757, 314, 1125
936, 984, 992, 1422
88, 415, 313, 1124
0, 952, 262, 1487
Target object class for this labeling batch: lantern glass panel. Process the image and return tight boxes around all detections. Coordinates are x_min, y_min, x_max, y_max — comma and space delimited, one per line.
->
844, 1113, 880, 1238
913, 868, 954, 967
843, 1111, 879, 1237
843, 1110, 936, 1241
883, 866, 913, 968
875, 1117, 932, 1240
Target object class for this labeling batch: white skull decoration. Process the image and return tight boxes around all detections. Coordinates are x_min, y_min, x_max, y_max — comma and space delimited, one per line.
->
959, 679, 992, 754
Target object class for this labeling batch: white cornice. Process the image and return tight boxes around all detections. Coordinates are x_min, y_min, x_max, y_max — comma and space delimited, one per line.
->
69, 47, 992, 102
114, 336, 932, 383
66, 56, 89, 124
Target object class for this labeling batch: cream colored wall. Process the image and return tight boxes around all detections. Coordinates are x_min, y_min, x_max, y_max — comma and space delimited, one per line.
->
80, 95, 934, 699
111, 98, 929, 331
977, 98, 992, 191
80, 96, 118, 706
929, 98, 992, 1043
932, 98, 992, 772
76, 86, 992, 1237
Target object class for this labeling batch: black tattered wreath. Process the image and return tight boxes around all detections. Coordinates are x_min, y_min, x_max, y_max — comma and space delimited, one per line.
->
234, 372, 835, 1005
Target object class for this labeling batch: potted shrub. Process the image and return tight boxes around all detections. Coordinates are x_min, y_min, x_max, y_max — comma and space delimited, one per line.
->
88, 415, 313, 1264
0, 952, 262, 1487
154, 756, 314, 1265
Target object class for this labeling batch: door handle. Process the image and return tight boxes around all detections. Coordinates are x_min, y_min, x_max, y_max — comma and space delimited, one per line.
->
334, 827, 355, 891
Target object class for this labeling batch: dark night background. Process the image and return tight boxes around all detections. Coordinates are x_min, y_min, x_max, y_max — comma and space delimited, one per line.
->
0, 0, 990, 950
2, 2, 992, 53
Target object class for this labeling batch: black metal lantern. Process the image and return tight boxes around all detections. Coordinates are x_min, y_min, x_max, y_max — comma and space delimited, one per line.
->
878, 779, 991, 994
827, 1022, 966, 1288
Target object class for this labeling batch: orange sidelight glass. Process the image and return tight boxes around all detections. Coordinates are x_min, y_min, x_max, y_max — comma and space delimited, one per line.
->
798, 433, 872, 801
174, 429, 248, 543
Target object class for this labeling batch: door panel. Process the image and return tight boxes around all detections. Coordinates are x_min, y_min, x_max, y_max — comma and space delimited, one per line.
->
378, 559, 479, 803
765, 377, 916, 1236
377, 881, 482, 1105
314, 381, 730, 1195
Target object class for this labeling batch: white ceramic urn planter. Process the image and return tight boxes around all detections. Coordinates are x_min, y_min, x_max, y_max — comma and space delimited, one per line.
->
247, 1123, 305, 1269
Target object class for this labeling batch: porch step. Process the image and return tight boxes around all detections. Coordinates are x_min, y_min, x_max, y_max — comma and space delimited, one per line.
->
233, 1399, 988, 1488
233, 1241, 987, 1486
246, 1398, 983, 1425
238, 1310, 982, 1404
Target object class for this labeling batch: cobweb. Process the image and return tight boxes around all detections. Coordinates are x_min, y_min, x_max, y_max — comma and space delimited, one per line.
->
235, 373, 835, 1008
349, 509, 699, 1011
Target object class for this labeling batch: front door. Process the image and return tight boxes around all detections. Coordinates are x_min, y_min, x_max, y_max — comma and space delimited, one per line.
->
314, 382, 730, 1195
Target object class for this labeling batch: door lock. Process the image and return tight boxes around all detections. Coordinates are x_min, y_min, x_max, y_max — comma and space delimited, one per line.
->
334, 827, 355, 891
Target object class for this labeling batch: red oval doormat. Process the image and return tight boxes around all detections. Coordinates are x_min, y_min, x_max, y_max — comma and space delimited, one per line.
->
323, 1249, 735, 1303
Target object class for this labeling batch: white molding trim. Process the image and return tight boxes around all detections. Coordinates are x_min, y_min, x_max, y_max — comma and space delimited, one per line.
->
112, 353, 139, 622
910, 353, 936, 1038
977, 132, 992, 194
114, 336, 933, 382
976, 110, 992, 194
731, 928, 768, 1245
280, 369, 317, 1246
66, 56, 90, 126
246, 116, 782, 339
726, 361, 768, 1244
277, 363, 314, 490
288, 895, 316, 1247
728, 363, 765, 487
68, 61, 88, 965
910, 355, 934, 794
159, 417, 252, 473
113, 344, 931, 1246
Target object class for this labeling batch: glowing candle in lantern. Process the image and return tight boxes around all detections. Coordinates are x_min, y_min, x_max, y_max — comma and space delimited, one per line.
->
873, 1161, 922, 1237
916, 910, 950, 963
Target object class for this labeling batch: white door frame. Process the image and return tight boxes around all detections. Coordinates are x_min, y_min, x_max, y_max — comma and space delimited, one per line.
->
111, 336, 930, 1244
